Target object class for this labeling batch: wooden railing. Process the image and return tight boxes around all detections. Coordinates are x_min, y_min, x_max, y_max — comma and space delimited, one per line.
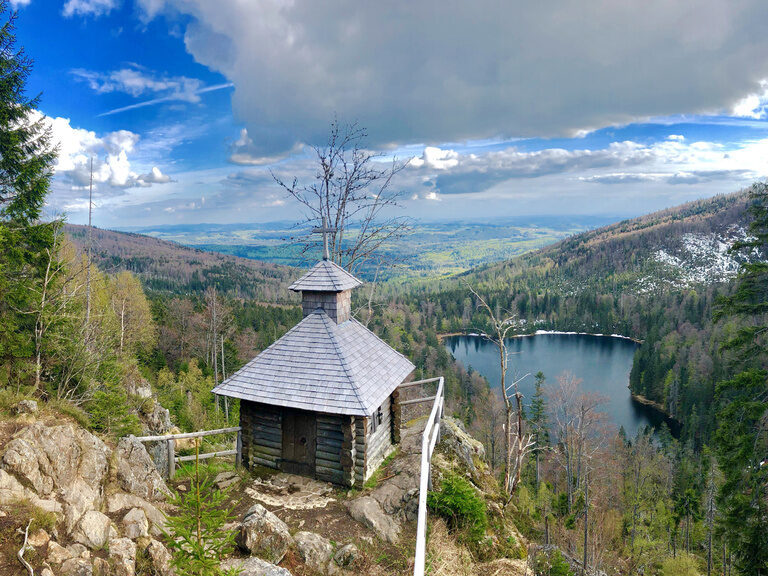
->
133, 426, 242, 479
399, 376, 445, 576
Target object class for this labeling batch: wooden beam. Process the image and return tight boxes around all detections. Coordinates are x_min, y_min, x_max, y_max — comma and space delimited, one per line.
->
400, 395, 437, 406
177, 449, 238, 463
133, 426, 241, 443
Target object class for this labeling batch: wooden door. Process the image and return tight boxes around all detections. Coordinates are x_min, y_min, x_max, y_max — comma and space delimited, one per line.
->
281, 408, 316, 475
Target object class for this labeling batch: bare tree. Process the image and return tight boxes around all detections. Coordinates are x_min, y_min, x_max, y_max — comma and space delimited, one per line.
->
273, 119, 410, 273
468, 283, 534, 494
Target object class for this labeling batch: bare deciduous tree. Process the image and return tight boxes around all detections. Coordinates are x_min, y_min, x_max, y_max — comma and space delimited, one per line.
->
468, 283, 534, 495
273, 119, 410, 273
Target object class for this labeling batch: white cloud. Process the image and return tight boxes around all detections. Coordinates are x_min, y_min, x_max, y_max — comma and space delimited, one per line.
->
37, 112, 173, 192
62, 0, 118, 18
410, 147, 459, 170
228, 128, 303, 165
9, 0, 31, 8
72, 66, 202, 101
731, 80, 768, 118
138, 0, 768, 155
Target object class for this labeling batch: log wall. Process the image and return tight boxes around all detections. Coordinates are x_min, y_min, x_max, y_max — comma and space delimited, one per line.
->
315, 413, 345, 484
240, 401, 282, 469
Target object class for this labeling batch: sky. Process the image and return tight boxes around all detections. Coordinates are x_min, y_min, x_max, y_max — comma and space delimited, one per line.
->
14, 0, 768, 228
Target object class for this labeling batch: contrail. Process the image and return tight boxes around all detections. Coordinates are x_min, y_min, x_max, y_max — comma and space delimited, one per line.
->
98, 82, 234, 117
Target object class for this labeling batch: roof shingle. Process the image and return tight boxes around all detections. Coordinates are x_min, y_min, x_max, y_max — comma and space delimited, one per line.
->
212, 309, 415, 416
288, 260, 363, 292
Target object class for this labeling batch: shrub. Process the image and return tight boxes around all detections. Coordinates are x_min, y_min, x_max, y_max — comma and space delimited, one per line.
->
428, 472, 487, 542
530, 548, 573, 576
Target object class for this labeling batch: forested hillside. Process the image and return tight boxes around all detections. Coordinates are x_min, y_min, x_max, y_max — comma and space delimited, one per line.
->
404, 191, 753, 444
65, 224, 298, 302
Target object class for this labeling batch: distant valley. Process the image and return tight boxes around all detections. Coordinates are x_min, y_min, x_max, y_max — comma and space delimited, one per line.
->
118, 215, 614, 281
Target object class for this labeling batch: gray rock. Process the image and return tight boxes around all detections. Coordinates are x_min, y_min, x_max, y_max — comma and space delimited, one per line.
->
236, 503, 294, 564
346, 496, 400, 543
214, 470, 239, 490
145, 538, 174, 576
122, 507, 149, 540
92, 557, 111, 576
72, 510, 117, 549
60, 558, 93, 576
439, 418, 486, 480
67, 543, 90, 558
48, 541, 74, 564
1, 423, 110, 531
15, 399, 38, 414
221, 556, 293, 576
144, 403, 172, 434
294, 531, 337, 575
115, 437, 169, 502
333, 543, 359, 568
106, 492, 166, 535
27, 528, 49, 547
109, 537, 137, 576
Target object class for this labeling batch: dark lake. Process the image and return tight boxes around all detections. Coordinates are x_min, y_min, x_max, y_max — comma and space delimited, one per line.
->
445, 333, 669, 438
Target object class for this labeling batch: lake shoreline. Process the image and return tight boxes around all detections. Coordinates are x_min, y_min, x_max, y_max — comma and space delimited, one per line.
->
438, 330, 643, 344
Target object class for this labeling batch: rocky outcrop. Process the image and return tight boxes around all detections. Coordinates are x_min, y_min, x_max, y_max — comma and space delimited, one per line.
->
236, 503, 294, 564
115, 436, 168, 501
294, 531, 337, 575
439, 417, 486, 481
0, 423, 111, 531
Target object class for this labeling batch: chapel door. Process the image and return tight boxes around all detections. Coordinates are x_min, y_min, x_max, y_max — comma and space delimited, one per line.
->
281, 408, 316, 475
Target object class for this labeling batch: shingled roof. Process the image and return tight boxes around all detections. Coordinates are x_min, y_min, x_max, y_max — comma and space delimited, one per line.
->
212, 308, 415, 416
288, 260, 363, 292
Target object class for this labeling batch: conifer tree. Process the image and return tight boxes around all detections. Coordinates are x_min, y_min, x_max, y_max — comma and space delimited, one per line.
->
0, 0, 56, 379
164, 439, 240, 576
713, 182, 768, 575
529, 371, 549, 490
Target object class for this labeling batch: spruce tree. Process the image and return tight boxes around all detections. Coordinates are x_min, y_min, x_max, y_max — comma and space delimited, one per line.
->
164, 439, 240, 576
529, 371, 549, 490
0, 0, 56, 379
713, 182, 768, 575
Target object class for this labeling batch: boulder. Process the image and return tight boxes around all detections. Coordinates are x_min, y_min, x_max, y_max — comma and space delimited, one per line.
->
346, 496, 400, 543
170, 427, 196, 452
41, 568, 55, 576
294, 531, 336, 575
221, 556, 293, 576
27, 528, 50, 547
60, 558, 93, 576
439, 418, 486, 480
107, 492, 166, 536
109, 537, 137, 576
236, 503, 294, 564
15, 399, 38, 414
48, 541, 74, 564
333, 543, 359, 568
67, 543, 90, 559
145, 538, 174, 576
115, 437, 168, 502
72, 510, 117, 549
122, 507, 149, 540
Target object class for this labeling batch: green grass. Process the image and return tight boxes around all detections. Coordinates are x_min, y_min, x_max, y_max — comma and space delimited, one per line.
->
363, 449, 399, 490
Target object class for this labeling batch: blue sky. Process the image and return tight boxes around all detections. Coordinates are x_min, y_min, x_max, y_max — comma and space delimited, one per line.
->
15, 0, 768, 227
